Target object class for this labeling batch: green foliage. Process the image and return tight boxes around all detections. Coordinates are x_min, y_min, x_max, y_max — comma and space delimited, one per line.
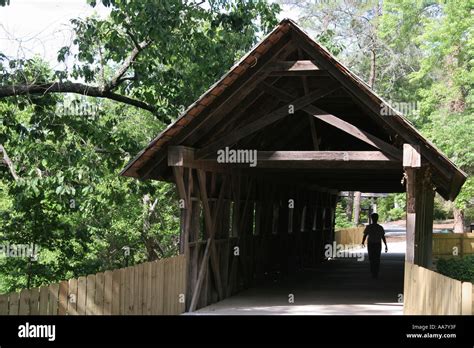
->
387, 207, 405, 221
407, 1, 474, 212
376, 194, 406, 222
58, 0, 280, 122
316, 29, 345, 56
335, 200, 354, 229
436, 255, 474, 283
0, 74, 181, 291
0, 0, 281, 293
433, 196, 451, 221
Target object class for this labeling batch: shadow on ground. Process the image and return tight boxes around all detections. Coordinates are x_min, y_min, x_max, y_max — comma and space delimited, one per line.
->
191, 247, 405, 315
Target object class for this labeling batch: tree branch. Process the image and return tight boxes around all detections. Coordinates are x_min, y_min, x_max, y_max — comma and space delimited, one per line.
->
0, 144, 19, 180
106, 39, 152, 91
0, 82, 156, 113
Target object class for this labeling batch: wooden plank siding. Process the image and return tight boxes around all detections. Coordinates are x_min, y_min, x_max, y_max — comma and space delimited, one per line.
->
0, 255, 186, 315
433, 233, 474, 259
335, 227, 365, 247
404, 261, 472, 315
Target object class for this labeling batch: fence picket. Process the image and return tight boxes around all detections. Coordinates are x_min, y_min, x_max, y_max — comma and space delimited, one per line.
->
77, 277, 86, 315
103, 270, 113, 315
48, 283, 59, 315
29, 287, 40, 315
112, 269, 121, 315
39, 286, 48, 315
145, 262, 152, 315
0, 294, 9, 314
58, 281, 68, 315
19, 288, 30, 315
95, 272, 104, 315
67, 278, 78, 315
9, 292, 19, 315
85, 274, 96, 315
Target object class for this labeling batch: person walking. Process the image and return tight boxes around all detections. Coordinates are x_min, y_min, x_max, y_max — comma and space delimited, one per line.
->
361, 213, 388, 278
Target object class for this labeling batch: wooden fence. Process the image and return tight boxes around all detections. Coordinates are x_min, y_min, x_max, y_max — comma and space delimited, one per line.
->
335, 227, 365, 246
404, 261, 472, 315
0, 254, 186, 315
433, 233, 474, 259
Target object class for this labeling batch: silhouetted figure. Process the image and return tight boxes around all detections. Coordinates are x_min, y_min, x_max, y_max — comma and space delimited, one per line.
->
361, 213, 388, 278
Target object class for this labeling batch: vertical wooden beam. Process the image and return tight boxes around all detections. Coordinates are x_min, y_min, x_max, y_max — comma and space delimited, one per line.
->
298, 48, 320, 150
237, 177, 254, 287
173, 167, 188, 255
415, 168, 434, 268
173, 166, 195, 311
405, 167, 416, 264
353, 191, 361, 225
197, 170, 224, 301
189, 238, 211, 312
188, 198, 200, 309
404, 144, 421, 264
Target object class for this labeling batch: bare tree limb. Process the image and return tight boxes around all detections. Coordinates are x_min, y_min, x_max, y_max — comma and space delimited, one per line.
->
1, 34, 156, 113
142, 194, 166, 260
106, 39, 152, 91
0, 144, 19, 180
0, 82, 156, 113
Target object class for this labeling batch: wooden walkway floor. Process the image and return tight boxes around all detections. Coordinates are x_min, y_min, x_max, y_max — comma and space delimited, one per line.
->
192, 242, 405, 315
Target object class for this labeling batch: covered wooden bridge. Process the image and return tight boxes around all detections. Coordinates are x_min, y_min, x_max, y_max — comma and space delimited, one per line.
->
121, 19, 466, 312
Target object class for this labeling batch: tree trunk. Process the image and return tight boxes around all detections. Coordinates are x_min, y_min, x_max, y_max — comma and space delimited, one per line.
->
368, 49, 377, 89
453, 207, 465, 232
142, 194, 166, 261
353, 191, 361, 225
346, 192, 354, 221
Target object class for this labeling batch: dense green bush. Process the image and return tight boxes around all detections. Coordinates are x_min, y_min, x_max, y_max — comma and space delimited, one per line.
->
433, 196, 451, 220
436, 256, 474, 282
387, 207, 405, 221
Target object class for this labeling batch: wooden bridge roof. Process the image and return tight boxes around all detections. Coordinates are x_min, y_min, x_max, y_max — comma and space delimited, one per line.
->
121, 19, 466, 201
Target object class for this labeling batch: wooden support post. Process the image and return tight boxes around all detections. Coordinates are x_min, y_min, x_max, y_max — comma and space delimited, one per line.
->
197, 170, 225, 301
353, 191, 361, 225
404, 144, 421, 264
298, 48, 320, 151
415, 168, 435, 268
404, 143, 435, 267
189, 239, 211, 312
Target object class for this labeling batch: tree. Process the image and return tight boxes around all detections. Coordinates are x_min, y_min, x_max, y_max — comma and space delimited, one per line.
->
408, 0, 473, 231
0, 0, 281, 292
0, 0, 280, 121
